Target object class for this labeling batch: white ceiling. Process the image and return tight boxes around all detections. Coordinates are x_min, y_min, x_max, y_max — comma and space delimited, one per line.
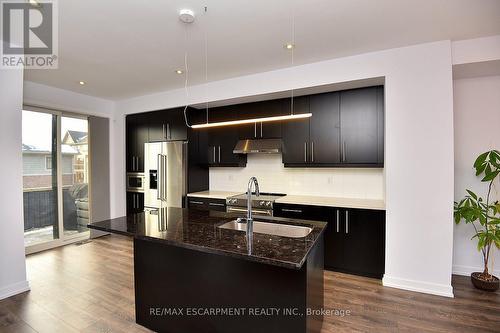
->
24, 0, 500, 100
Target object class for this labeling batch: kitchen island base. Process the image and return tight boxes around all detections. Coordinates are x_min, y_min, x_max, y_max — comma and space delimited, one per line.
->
134, 236, 324, 333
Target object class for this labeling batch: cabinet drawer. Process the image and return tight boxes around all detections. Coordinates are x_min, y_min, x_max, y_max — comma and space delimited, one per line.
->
188, 198, 207, 210
274, 203, 330, 222
188, 197, 226, 212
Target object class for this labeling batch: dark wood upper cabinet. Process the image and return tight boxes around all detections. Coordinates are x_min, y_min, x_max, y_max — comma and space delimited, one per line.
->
281, 87, 383, 167
201, 105, 247, 167
377, 86, 384, 165
148, 108, 187, 142
126, 86, 384, 171
340, 87, 382, 165
206, 125, 246, 167
281, 96, 310, 165
237, 99, 284, 139
126, 114, 148, 172
309, 92, 341, 164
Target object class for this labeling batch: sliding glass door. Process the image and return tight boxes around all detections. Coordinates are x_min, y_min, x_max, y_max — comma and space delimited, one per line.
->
22, 111, 60, 246
22, 109, 90, 253
61, 116, 89, 238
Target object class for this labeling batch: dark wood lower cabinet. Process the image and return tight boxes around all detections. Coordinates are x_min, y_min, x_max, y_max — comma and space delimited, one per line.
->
274, 203, 385, 279
127, 192, 144, 214
134, 236, 324, 333
188, 197, 227, 212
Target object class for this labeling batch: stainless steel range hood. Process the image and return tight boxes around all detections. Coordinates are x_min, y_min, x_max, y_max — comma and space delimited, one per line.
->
233, 139, 282, 154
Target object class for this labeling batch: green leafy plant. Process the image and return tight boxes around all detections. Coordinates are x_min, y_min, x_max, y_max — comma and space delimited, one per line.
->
454, 150, 500, 281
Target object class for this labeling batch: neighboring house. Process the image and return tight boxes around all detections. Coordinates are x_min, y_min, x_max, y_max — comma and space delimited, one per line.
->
62, 130, 88, 184
22, 144, 77, 189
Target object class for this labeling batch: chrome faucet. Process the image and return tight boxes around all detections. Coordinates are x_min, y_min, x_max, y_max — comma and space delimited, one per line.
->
246, 177, 259, 254
247, 176, 260, 222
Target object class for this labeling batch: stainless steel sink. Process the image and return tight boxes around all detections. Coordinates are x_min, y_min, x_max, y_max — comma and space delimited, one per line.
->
218, 219, 312, 238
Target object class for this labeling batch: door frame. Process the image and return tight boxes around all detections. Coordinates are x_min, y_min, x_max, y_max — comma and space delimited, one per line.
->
23, 106, 91, 255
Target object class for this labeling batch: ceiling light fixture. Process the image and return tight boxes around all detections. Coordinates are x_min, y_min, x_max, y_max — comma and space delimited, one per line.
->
175, 69, 184, 74
191, 113, 312, 129
28, 0, 41, 7
79, 81, 86, 85
179, 9, 195, 23
284, 43, 295, 50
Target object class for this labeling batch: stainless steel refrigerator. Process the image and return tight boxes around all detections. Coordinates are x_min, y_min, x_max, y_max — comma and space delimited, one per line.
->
144, 141, 187, 209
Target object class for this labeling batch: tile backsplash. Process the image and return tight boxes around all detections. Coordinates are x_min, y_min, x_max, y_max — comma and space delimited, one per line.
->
209, 154, 385, 199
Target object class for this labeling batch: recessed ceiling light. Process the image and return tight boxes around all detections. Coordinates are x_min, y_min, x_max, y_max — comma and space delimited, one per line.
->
28, 0, 41, 7
79, 81, 86, 85
284, 43, 295, 50
175, 69, 184, 74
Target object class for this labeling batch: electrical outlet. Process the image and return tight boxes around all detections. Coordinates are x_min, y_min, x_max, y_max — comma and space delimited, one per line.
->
228, 175, 234, 181
327, 177, 333, 184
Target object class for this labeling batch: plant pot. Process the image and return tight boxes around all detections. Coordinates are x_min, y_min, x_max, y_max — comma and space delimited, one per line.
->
471, 272, 499, 291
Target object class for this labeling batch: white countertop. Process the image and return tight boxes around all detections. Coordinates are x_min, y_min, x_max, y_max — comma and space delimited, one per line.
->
187, 191, 242, 200
188, 191, 385, 210
275, 195, 385, 210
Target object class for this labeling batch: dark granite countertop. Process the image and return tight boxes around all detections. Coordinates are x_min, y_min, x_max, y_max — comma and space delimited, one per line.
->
88, 208, 326, 270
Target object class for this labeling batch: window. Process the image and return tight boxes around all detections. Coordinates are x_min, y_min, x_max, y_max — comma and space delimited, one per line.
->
22, 109, 90, 253
45, 156, 52, 170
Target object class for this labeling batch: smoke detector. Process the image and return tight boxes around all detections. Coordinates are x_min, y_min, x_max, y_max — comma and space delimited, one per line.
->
179, 9, 195, 23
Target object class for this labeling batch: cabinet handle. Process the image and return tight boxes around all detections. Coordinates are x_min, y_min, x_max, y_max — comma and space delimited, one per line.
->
304, 142, 307, 162
254, 123, 257, 138
189, 200, 204, 205
260, 122, 263, 137
311, 142, 314, 162
162, 124, 166, 139
132, 156, 135, 171
336, 210, 339, 232
213, 146, 216, 164
345, 211, 349, 234
282, 208, 302, 213
342, 141, 346, 162
218, 146, 221, 163
167, 123, 171, 140
209, 202, 225, 207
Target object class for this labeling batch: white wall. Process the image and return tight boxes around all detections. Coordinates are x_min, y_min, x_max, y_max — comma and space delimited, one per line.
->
0, 48, 30, 299
116, 40, 455, 297
453, 76, 500, 277
210, 155, 384, 199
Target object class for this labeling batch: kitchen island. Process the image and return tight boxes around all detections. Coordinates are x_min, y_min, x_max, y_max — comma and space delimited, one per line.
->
88, 208, 326, 333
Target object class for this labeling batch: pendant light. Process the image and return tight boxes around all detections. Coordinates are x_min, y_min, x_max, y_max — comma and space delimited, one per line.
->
187, 2, 310, 129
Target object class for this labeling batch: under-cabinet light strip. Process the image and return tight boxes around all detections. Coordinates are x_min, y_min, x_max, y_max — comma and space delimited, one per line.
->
191, 113, 312, 129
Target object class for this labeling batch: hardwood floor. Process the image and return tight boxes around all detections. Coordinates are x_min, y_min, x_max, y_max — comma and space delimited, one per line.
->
0, 234, 498, 333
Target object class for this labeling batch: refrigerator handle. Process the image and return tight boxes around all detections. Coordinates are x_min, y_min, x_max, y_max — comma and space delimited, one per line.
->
157, 154, 162, 200
163, 155, 168, 201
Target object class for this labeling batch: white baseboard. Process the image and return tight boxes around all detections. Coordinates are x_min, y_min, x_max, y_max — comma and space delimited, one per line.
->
382, 275, 454, 298
452, 264, 500, 277
0, 280, 30, 300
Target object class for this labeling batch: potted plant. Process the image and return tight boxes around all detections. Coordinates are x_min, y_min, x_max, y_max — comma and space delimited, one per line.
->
454, 149, 500, 291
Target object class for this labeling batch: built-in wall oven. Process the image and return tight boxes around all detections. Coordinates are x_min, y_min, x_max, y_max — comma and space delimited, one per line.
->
126, 172, 145, 192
